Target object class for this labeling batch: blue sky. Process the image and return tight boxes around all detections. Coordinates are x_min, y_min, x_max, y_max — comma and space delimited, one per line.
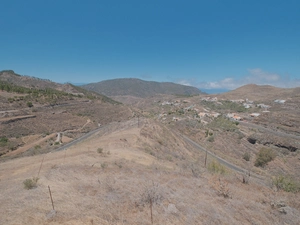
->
1, 0, 300, 90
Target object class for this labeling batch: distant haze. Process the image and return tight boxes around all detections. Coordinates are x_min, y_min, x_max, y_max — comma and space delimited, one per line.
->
201, 89, 229, 94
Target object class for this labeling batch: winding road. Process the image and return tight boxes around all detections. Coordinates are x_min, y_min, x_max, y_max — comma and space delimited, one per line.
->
239, 121, 300, 140
53, 118, 266, 181
178, 133, 267, 181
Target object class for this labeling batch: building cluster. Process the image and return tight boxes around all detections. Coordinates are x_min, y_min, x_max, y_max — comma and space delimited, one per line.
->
158, 96, 286, 124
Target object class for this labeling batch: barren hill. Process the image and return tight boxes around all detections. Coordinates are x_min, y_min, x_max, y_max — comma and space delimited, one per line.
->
81, 78, 203, 98
219, 84, 300, 101
0, 70, 132, 157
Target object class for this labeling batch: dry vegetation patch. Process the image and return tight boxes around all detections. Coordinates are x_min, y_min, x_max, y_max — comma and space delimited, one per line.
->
1, 119, 300, 224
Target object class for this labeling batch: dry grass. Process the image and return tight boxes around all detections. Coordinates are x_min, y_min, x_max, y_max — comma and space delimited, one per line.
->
1, 119, 300, 225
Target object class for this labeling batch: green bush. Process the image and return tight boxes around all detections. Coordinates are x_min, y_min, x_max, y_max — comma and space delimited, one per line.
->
205, 130, 209, 137
23, 177, 39, 190
209, 117, 238, 132
207, 136, 214, 142
254, 148, 275, 167
0, 137, 8, 147
101, 162, 108, 169
0, 136, 8, 143
97, 148, 103, 154
243, 152, 251, 161
27, 102, 33, 107
208, 160, 226, 174
202, 100, 246, 113
272, 175, 300, 193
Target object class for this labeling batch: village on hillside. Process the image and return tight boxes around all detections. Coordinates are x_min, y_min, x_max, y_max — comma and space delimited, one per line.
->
157, 96, 287, 125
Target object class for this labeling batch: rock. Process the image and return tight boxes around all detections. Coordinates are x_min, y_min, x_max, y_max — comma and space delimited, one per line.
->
46, 210, 56, 220
271, 200, 286, 208
247, 137, 257, 144
166, 203, 178, 215
278, 206, 297, 215
278, 207, 287, 214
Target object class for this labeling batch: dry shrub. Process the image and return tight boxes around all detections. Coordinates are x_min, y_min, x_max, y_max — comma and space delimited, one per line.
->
137, 181, 164, 224
242, 171, 250, 184
272, 175, 300, 193
254, 147, 275, 167
211, 176, 231, 198
97, 147, 110, 157
104, 176, 118, 192
139, 181, 164, 207
208, 160, 226, 175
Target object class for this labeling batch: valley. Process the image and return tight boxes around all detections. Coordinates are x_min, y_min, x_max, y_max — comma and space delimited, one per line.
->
0, 70, 300, 224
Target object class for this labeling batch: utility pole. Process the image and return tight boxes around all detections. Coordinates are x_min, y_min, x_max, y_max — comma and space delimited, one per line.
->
48, 185, 55, 210
204, 150, 207, 167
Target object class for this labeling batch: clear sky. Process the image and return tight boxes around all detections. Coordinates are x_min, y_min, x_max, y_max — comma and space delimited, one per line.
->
1, 0, 300, 90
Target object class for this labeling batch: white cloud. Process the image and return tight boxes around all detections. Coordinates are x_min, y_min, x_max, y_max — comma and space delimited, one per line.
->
177, 80, 192, 86
245, 68, 280, 83
139, 73, 152, 79
193, 68, 300, 90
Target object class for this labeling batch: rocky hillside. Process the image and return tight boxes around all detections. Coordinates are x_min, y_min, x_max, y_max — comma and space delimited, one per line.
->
81, 78, 203, 97
0, 70, 133, 157
0, 70, 78, 93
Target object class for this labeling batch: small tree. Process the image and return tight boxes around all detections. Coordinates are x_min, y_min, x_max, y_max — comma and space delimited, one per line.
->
139, 181, 163, 225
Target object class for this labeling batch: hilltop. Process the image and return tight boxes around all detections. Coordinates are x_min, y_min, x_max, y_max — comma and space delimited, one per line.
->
219, 84, 300, 102
81, 78, 203, 98
0, 70, 77, 94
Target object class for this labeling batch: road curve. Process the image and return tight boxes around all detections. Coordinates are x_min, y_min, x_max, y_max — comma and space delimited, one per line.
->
54, 119, 140, 152
179, 133, 265, 180
53, 118, 264, 181
54, 127, 103, 152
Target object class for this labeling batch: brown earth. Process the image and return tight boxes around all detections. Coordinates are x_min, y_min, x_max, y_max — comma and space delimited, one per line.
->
0, 93, 132, 156
1, 118, 300, 225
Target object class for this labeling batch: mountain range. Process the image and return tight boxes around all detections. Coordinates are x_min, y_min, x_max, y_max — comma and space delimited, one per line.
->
81, 78, 203, 97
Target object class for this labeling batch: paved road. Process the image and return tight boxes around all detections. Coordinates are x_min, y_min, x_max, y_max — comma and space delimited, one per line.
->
54, 127, 103, 152
180, 134, 246, 173
239, 121, 300, 140
54, 118, 140, 152
52, 118, 265, 181
179, 133, 265, 180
